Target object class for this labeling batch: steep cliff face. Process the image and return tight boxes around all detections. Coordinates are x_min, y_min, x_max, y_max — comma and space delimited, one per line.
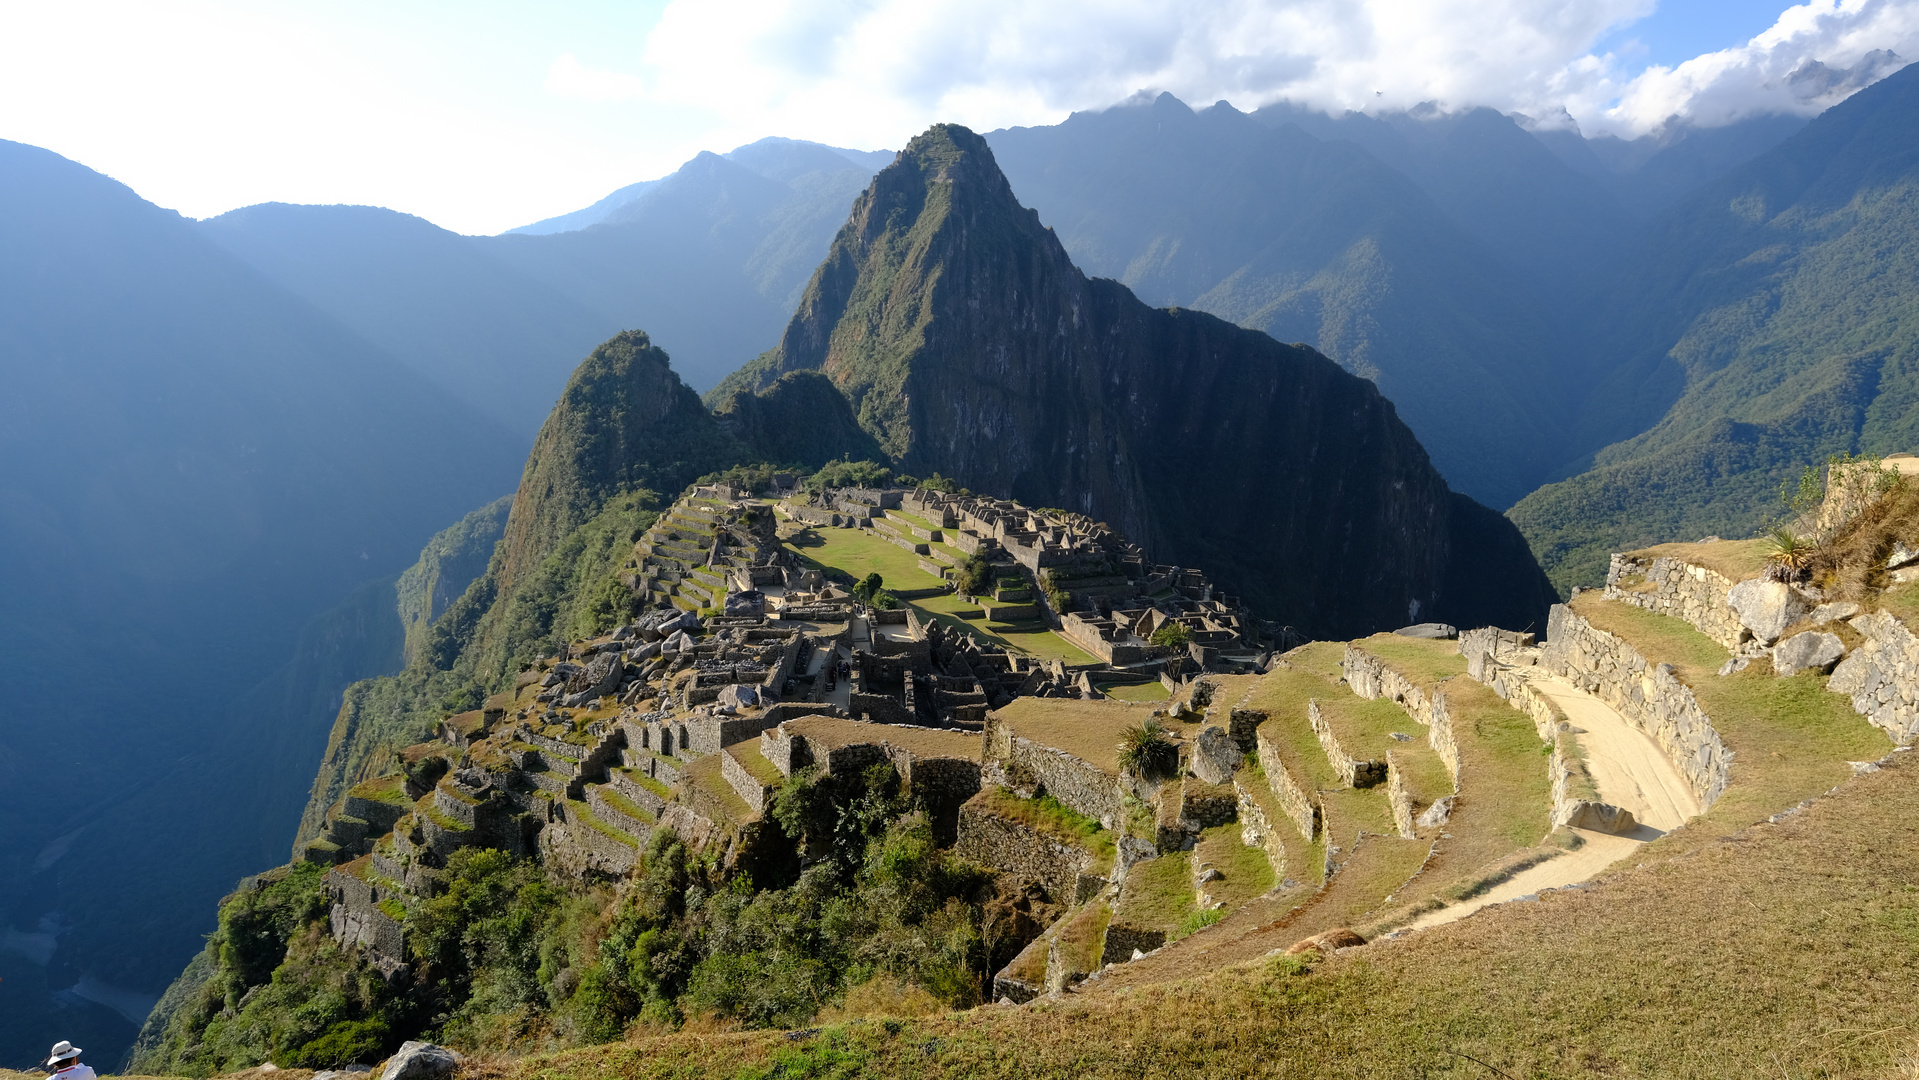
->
722, 124, 1553, 637
710, 370, 884, 467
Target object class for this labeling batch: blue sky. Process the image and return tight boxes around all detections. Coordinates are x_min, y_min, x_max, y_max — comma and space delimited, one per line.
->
0, 0, 1910, 235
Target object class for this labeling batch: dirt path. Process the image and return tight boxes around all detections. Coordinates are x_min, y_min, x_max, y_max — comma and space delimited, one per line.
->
1406, 675, 1699, 931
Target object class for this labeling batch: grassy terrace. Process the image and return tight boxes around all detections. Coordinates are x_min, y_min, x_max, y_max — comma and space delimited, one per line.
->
1193, 823, 1275, 909
780, 515, 1097, 663
680, 754, 755, 824
1239, 757, 1324, 887
991, 698, 1152, 775
724, 742, 787, 788
1345, 636, 1555, 904
1570, 591, 1888, 844
348, 774, 408, 806
613, 766, 671, 800
968, 787, 1117, 873
1115, 850, 1195, 931
568, 799, 641, 847
1096, 678, 1170, 702
1629, 536, 1772, 583
593, 786, 657, 826
1310, 693, 1452, 805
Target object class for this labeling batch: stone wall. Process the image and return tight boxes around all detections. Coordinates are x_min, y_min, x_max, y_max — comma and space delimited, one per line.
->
1251, 726, 1319, 842
1827, 611, 1919, 742
1385, 755, 1416, 838
1541, 604, 1732, 808
325, 868, 405, 962
1234, 776, 1289, 876
1307, 699, 1385, 788
721, 750, 776, 815
954, 796, 1104, 906
1604, 553, 1748, 651
1344, 643, 1460, 782
985, 715, 1123, 827
1100, 924, 1166, 966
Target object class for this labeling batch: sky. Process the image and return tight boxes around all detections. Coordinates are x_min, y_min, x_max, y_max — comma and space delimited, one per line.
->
0, 0, 1913, 236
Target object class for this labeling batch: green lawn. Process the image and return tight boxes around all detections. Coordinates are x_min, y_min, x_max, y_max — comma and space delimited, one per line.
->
781, 517, 1096, 663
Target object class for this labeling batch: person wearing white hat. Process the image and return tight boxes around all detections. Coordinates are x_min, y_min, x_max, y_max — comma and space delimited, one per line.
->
46, 1041, 95, 1080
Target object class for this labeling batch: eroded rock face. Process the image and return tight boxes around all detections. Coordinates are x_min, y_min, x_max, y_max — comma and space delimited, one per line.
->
1727, 579, 1812, 643
1772, 631, 1846, 677
1808, 601, 1863, 625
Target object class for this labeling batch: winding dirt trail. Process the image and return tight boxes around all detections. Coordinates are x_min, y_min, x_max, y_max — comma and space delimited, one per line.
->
1407, 674, 1699, 930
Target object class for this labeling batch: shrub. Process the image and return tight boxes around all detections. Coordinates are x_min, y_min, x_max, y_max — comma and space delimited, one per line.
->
1118, 719, 1180, 780
955, 555, 992, 597
1151, 622, 1192, 650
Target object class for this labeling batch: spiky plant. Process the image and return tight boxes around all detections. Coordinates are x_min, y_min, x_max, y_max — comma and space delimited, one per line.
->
1118, 718, 1180, 781
1764, 526, 1814, 582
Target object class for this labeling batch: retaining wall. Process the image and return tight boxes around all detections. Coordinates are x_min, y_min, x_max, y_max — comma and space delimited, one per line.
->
1344, 644, 1461, 781
1234, 776, 1290, 877
1307, 699, 1385, 788
954, 797, 1106, 905
1251, 726, 1319, 842
1604, 552, 1748, 651
1827, 611, 1919, 742
1541, 603, 1732, 808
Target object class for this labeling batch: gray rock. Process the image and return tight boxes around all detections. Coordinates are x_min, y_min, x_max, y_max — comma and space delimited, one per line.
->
1891, 542, 1919, 570
717, 683, 761, 710
1560, 800, 1639, 834
1808, 601, 1862, 625
379, 1043, 460, 1080
1771, 631, 1845, 677
1188, 725, 1241, 784
1415, 795, 1455, 828
1393, 622, 1458, 639
1195, 867, 1223, 883
1726, 579, 1812, 643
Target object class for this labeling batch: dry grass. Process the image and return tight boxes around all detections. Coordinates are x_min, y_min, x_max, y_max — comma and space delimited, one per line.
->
780, 715, 982, 760
1052, 901, 1112, 976
1805, 480, 1919, 604
1115, 850, 1195, 931
1310, 694, 1452, 805
1631, 536, 1773, 582
990, 698, 1156, 775
1096, 680, 1170, 703
474, 756, 1919, 1079
723, 742, 786, 787
1193, 824, 1276, 908
1571, 592, 1889, 845
1349, 634, 1468, 687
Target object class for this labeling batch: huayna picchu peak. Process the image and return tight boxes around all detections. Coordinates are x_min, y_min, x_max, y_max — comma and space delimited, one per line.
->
715, 124, 1555, 638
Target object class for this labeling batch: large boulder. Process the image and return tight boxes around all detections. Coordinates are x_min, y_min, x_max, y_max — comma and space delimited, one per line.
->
1188, 725, 1241, 784
717, 683, 762, 710
1559, 800, 1639, 834
379, 1043, 460, 1080
1726, 579, 1812, 643
1394, 623, 1458, 639
1772, 631, 1846, 677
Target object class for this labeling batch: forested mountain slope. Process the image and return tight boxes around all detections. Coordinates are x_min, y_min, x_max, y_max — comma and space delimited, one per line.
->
1512, 61, 1919, 592
0, 140, 524, 1068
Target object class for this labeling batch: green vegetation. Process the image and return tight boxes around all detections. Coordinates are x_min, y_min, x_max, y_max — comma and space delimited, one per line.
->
1149, 622, 1191, 650
1116, 719, 1179, 781
804, 458, 894, 492
1114, 851, 1194, 932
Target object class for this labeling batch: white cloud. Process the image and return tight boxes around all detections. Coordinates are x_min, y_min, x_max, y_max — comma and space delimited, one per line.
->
546, 54, 649, 102
618, 0, 1917, 144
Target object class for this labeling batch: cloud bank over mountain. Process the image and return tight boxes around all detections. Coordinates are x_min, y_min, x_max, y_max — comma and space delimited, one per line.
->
599, 0, 1915, 140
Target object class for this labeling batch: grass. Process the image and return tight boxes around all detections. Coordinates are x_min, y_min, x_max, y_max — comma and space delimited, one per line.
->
1571, 592, 1889, 842
1310, 694, 1452, 804
347, 774, 408, 806
681, 754, 756, 825
594, 786, 658, 826
724, 743, 788, 788
1115, 850, 1194, 931
1349, 634, 1468, 687
1093, 679, 1170, 703
971, 787, 1117, 873
1052, 901, 1112, 977
615, 766, 672, 800
991, 698, 1150, 775
1193, 824, 1276, 909
570, 800, 642, 848
1237, 760, 1320, 885
1629, 537, 1773, 583
781, 516, 1096, 663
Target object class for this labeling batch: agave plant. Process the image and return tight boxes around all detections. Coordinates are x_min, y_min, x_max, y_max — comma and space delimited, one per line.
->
1118, 718, 1180, 781
1763, 526, 1814, 582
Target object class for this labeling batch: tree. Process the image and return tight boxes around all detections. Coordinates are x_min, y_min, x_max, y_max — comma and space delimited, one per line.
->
1151, 621, 1192, 650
